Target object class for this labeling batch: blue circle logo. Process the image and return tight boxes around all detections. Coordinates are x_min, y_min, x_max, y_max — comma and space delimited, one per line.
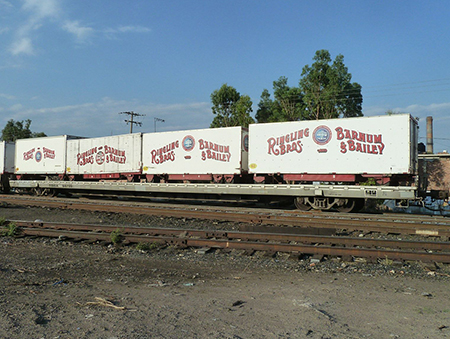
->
313, 125, 332, 145
182, 135, 195, 151
35, 151, 42, 162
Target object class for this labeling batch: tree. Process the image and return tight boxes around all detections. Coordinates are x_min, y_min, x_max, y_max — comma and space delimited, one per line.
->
1, 119, 47, 142
255, 77, 304, 123
255, 89, 275, 123
385, 109, 401, 115
256, 50, 363, 122
210, 84, 255, 128
300, 50, 362, 120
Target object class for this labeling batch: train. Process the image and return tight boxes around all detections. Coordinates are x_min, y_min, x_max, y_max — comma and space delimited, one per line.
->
0, 114, 446, 212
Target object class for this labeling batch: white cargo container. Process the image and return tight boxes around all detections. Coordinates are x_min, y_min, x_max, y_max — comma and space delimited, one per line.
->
66, 133, 142, 176
0, 141, 15, 174
248, 114, 418, 175
142, 127, 248, 179
15, 136, 75, 175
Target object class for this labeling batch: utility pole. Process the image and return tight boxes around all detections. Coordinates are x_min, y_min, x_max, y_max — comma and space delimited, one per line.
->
154, 117, 165, 132
119, 111, 145, 133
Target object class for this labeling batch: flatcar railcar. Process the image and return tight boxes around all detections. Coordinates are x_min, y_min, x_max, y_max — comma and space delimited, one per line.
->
4, 114, 448, 212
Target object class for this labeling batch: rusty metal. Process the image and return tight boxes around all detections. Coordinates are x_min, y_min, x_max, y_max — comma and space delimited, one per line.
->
427, 116, 434, 154
11, 220, 450, 263
13, 221, 449, 251
2, 195, 450, 237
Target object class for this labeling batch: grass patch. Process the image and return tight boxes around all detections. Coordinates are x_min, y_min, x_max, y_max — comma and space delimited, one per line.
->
136, 242, 159, 252
378, 256, 393, 266
110, 228, 124, 245
2, 221, 18, 237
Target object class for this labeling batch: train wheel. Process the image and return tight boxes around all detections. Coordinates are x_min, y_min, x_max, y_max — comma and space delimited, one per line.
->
294, 197, 311, 211
33, 188, 56, 197
336, 198, 357, 213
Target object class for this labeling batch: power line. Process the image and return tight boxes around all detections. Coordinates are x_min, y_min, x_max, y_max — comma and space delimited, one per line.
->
119, 111, 145, 133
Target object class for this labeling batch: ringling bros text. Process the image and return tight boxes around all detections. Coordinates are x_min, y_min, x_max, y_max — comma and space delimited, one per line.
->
267, 127, 385, 155
23, 147, 55, 161
150, 138, 231, 164
77, 145, 126, 166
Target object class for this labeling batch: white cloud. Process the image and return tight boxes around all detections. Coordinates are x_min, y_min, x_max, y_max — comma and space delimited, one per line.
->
9, 37, 34, 55
8, 1, 150, 57
0, 0, 13, 9
9, 103, 24, 111
22, 0, 60, 19
103, 25, 151, 40
62, 20, 93, 43
0, 93, 16, 100
116, 26, 151, 33
364, 101, 450, 152
7, 0, 61, 56
1, 98, 211, 138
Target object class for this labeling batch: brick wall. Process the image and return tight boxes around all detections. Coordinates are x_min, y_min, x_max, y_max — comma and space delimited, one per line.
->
419, 157, 450, 193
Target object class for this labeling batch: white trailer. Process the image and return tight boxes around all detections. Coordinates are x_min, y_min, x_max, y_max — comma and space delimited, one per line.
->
8, 116, 426, 212
66, 133, 142, 178
0, 141, 15, 174
0, 141, 15, 192
249, 114, 418, 176
14, 136, 76, 176
142, 127, 248, 181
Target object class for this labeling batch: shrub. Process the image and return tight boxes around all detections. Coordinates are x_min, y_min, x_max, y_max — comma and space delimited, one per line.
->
2, 222, 18, 237
110, 228, 124, 244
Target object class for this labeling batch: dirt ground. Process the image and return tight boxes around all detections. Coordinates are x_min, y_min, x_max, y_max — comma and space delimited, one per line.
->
1, 204, 450, 338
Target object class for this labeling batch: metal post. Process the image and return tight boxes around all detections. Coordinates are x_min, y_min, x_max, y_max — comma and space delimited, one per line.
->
119, 111, 145, 133
154, 117, 165, 132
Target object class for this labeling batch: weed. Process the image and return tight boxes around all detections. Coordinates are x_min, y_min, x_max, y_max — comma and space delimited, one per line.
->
2, 222, 18, 237
0, 217, 6, 226
110, 228, 124, 244
136, 242, 159, 251
378, 256, 393, 266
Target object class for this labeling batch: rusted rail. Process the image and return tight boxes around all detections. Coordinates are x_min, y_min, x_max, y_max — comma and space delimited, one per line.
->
8, 220, 450, 263
1, 195, 450, 237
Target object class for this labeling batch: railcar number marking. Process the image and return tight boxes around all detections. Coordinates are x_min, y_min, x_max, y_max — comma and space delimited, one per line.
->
364, 189, 378, 197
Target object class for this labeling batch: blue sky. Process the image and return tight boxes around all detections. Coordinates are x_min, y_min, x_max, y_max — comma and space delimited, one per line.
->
1, 0, 450, 151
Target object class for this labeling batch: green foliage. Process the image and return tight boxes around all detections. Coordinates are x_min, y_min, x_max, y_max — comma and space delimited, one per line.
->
300, 50, 362, 120
360, 177, 377, 186
256, 50, 363, 123
2, 222, 18, 237
0, 217, 6, 226
385, 109, 401, 115
1, 119, 47, 142
256, 77, 305, 123
110, 228, 124, 244
255, 89, 273, 123
136, 242, 159, 251
210, 84, 255, 128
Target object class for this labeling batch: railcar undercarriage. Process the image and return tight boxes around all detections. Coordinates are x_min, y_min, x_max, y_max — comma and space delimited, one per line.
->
6, 179, 424, 213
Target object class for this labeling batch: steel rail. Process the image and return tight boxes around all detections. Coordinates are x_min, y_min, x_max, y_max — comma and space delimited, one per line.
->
2, 196, 450, 237
13, 221, 450, 252
11, 221, 450, 263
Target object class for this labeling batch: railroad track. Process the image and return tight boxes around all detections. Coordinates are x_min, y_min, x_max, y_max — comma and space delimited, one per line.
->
4, 220, 450, 263
1, 195, 450, 237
